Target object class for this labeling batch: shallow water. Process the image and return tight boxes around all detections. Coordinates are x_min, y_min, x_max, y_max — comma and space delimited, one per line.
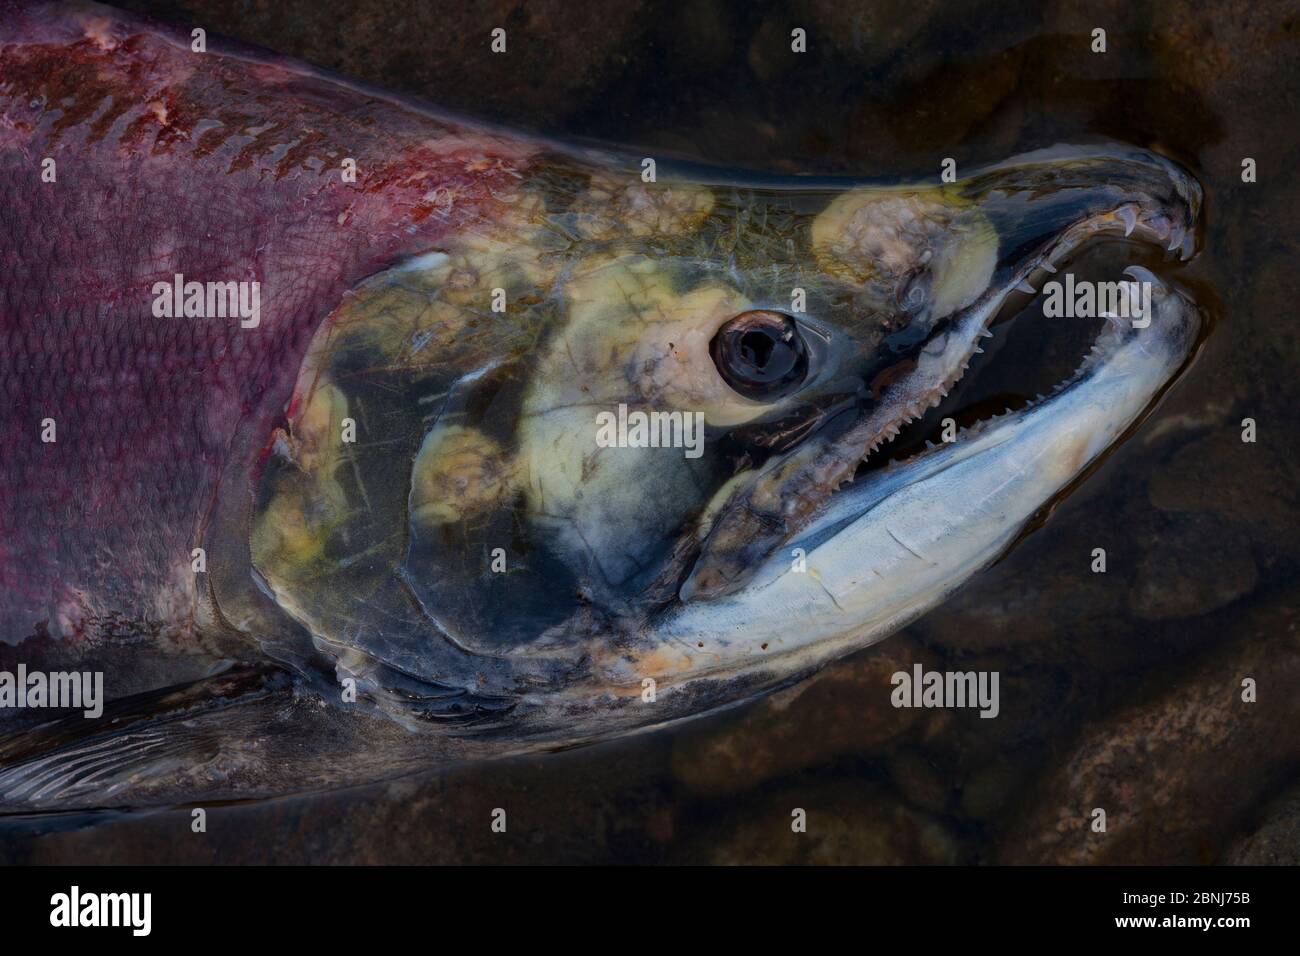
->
7, 0, 1297, 864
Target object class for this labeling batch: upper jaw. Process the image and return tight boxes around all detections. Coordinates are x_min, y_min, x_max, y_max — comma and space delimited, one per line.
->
676, 143, 1203, 604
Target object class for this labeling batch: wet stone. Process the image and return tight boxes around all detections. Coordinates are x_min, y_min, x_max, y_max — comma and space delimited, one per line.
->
685, 780, 963, 865
997, 585, 1300, 865
1128, 512, 1259, 621
1225, 780, 1300, 865
671, 636, 938, 797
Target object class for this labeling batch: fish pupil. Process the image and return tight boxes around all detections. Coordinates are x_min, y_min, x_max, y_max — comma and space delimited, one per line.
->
711, 310, 809, 399
740, 329, 777, 369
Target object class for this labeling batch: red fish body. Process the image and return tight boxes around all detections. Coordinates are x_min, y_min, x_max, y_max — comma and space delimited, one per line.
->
0, 0, 534, 641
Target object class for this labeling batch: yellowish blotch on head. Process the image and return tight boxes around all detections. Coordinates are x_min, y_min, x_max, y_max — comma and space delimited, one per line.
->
250, 474, 349, 574
411, 425, 516, 526
298, 188, 562, 372
812, 187, 997, 319
570, 173, 715, 240
293, 379, 350, 474
529, 255, 769, 426
251, 377, 352, 581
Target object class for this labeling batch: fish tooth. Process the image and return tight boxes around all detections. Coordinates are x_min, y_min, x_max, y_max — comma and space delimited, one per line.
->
1041, 260, 1058, 274
1116, 206, 1138, 237
1016, 280, 1036, 294
979, 329, 994, 338
1123, 264, 1158, 284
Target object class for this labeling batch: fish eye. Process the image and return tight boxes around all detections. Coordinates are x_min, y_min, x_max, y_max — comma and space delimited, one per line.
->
897, 267, 932, 314
710, 310, 810, 400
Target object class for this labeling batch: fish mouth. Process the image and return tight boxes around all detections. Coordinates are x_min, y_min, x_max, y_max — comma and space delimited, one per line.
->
678, 144, 1202, 603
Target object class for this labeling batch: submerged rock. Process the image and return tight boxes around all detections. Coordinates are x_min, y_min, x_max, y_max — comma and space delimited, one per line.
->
1225, 780, 1300, 865
1129, 512, 1259, 620
671, 637, 938, 797
997, 586, 1300, 864
688, 780, 963, 865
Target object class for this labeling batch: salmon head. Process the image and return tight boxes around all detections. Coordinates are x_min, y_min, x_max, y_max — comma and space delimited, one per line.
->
239, 144, 1202, 739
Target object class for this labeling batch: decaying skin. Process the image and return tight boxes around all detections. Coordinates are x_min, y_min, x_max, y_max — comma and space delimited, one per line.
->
0, 2, 1204, 808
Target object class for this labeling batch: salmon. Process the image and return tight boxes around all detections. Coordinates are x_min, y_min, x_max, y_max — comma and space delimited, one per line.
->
0, 1, 1203, 809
